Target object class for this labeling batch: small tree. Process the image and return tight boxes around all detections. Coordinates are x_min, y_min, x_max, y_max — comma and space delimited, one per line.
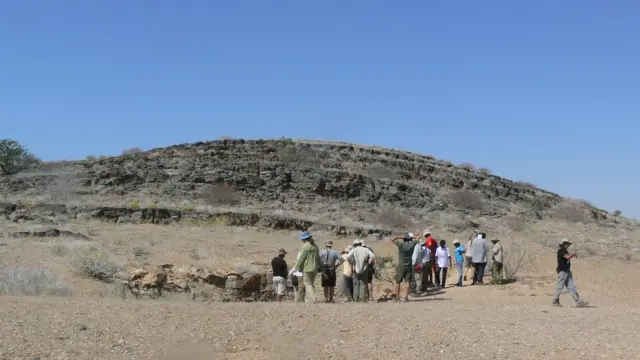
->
0, 139, 40, 175
613, 210, 622, 217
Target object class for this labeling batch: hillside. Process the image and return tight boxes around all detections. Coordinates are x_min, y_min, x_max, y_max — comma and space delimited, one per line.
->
0, 138, 636, 234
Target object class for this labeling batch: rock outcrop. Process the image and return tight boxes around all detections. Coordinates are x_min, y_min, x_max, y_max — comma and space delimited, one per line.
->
0, 138, 630, 230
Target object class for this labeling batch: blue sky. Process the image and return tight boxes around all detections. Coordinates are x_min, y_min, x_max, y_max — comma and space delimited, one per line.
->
1, 1, 639, 218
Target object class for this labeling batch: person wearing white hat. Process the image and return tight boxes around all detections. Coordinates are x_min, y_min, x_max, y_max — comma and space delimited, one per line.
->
390, 233, 419, 301
553, 239, 588, 307
347, 239, 376, 302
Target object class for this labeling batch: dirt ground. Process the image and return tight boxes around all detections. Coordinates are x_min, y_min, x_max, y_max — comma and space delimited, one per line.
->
1, 220, 639, 359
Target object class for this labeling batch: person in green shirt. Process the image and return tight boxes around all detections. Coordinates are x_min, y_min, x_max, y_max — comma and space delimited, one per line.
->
291, 231, 321, 303
390, 232, 418, 302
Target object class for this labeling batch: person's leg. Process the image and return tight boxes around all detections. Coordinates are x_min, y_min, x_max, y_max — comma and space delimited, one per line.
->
367, 268, 374, 301
328, 270, 336, 302
477, 263, 486, 284
343, 275, 353, 301
353, 276, 362, 302
425, 262, 432, 286
295, 276, 305, 302
361, 273, 370, 302
415, 268, 423, 293
303, 272, 316, 303
442, 267, 448, 287
435, 266, 441, 287
565, 271, 586, 305
457, 262, 463, 286
394, 265, 404, 300
552, 271, 568, 305
401, 265, 412, 300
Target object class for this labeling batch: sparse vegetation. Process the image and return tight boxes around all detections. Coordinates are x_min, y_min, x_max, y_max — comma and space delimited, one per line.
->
70, 248, 121, 282
613, 210, 622, 216
0, 138, 40, 175
446, 189, 485, 210
129, 200, 141, 209
0, 268, 72, 296
50, 244, 69, 257
478, 167, 492, 174
122, 147, 143, 155
459, 162, 476, 171
550, 199, 592, 224
277, 141, 328, 168
502, 238, 531, 280
200, 183, 241, 206
528, 197, 554, 219
220, 136, 234, 140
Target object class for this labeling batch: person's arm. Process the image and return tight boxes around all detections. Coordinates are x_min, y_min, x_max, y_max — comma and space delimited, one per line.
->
334, 252, 344, 269
347, 250, 355, 265
412, 245, 421, 266
367, 248, 376, 264
491, 244, 499, 255
390, 236, 405, 245
293, 248, 308, 272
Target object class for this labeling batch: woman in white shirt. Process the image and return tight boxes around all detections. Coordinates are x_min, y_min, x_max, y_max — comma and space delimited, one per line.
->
435, 239, 452, 288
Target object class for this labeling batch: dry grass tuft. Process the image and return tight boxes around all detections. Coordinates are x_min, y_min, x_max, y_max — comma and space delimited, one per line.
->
0, 268, 72, 296
70, 248, 121, 282
376, 209, 415, 230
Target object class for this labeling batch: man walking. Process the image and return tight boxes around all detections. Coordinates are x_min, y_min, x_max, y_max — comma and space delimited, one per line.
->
271, 249, 289, 301
390, 233, 418, 301
341, 246, 354, 301
291, 231, 321, 303
347, 240, 375, 302
435, 239, 451, 288
319, 240, 343, 303
471, 232, 488, 285
490, 239, 504, 284
553, 239, 589, 307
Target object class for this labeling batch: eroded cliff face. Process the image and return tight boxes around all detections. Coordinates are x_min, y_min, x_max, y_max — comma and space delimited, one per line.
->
0, 138, 618, 231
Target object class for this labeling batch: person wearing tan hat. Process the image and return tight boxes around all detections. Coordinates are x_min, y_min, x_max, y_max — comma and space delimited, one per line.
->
361, 242, 376, 301
490, 239, 504, 284
319, 239, 343, 303
271, 248, 289, 302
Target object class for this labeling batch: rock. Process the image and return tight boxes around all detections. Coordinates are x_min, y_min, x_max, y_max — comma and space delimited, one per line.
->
7, 228, 91, 241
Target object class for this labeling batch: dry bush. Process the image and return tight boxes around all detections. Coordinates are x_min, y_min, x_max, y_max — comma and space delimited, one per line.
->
277, 142, 328, 168
366, 162, 398, 180
190, 247, 208, 260
376, 209, 415, 230
459, 162, 476, 171
550, 200, 592, 223
446, 189, 485, 210
517, 181, 537, 189
200, 183, 241, 206
478, 167, 492, 174
528, 197, 554, 219
219, 136, 234, 140
613, 210, 622, 217
0, 268, 72, 296
502, 238, 531, 280
121, 147, 143, 155
70, 248, 121, 282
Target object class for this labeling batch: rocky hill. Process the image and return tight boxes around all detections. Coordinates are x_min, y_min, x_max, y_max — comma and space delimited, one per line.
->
0, 138, 635, 233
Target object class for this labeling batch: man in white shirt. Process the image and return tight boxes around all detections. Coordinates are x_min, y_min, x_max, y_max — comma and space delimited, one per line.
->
347, 239, 376, 302
435, 239, 452, 288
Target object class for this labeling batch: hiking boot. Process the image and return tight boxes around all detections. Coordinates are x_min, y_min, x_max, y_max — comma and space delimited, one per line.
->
552, 301, 562, 307
575, 300, 589, 308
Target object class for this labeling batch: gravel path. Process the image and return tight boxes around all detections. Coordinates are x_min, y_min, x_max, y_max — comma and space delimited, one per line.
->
1, 293, 638, 360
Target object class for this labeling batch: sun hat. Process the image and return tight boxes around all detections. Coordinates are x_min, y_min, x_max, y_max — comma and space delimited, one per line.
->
559, 238, 572, 246
353, 239, 363, 245
361, 242, 368, 247
423, 229, 431, 236
490, 239, 500, 243
278, 248, 287, 255
325, 240, 333, 247
404, 232, 413, 239
453, 239, 460, 245
300, 232, 312, 241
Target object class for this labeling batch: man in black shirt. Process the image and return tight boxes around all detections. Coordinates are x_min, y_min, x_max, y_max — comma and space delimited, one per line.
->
271, 249, 289, 302
553, 239, 588, 307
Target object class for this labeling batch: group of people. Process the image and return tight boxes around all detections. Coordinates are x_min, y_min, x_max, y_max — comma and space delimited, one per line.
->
269, 230, 589, 307
270, 229, 508, 303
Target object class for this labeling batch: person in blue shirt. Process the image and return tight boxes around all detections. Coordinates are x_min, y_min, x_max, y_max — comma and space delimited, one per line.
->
453, 239, 466, 287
